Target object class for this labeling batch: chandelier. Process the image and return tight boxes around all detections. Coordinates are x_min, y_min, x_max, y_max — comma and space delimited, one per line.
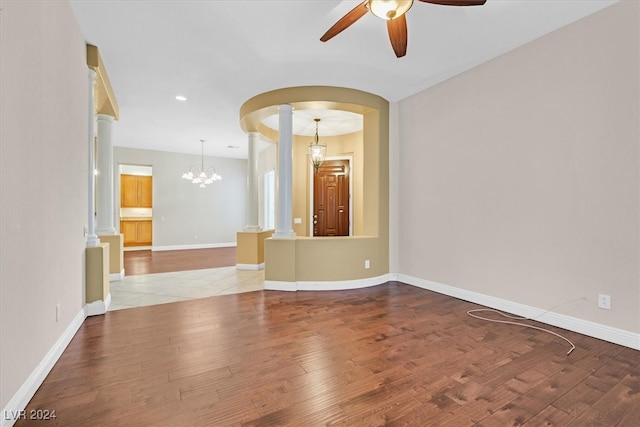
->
181, 139, 222, 188
308, 118, 327, 171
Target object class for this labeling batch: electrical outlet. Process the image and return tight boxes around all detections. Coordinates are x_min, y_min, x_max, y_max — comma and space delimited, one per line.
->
364, 260, 370, 269
598, 294, 611, 310
56, 304, 61, 322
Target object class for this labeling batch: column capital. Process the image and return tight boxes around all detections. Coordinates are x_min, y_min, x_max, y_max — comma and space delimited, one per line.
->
96, 113, 115, 122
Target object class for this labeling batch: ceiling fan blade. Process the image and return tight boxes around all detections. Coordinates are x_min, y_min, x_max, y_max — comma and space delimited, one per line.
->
320, 1, 369, 42
417, 0, 486, 6
387, 14, 408, 58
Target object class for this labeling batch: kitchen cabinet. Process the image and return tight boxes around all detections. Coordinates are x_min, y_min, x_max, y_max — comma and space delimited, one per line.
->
121, 174, 152, 208
120, 219, 152, 246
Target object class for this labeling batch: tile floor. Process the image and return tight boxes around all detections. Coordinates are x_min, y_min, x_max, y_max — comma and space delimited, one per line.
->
109, 266, 265, 311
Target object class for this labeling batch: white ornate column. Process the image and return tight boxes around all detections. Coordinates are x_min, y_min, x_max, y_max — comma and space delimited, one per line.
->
245, 131, 262, 231
86, 69, 100, 247
273, 104, 296, 238
96, 114, 116, 235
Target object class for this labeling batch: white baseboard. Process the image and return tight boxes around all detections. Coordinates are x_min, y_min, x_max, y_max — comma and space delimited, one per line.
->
398, 274, 640, 351
85, 293, 111, 316
123, 246, 151, 252
236, 263, 264, 271
152, 242, 236, 251
264, 274, 392, 292
264, 280, 298, 291
298, 274, 391, 291
1, 308, 86, 427
109, 269, 124, 281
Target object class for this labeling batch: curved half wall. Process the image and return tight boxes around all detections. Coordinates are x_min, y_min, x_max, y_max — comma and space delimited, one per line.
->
240, 86, 390, 291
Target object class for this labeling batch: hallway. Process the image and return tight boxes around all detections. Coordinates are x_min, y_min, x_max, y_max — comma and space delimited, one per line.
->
111, 248, 264, 310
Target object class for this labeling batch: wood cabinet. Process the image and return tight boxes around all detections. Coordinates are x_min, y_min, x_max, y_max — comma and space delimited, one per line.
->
121, 174, 152, 208
120, 220, 152, 246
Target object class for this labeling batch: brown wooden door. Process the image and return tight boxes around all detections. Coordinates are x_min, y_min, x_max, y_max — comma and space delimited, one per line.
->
313, 160, 349, 236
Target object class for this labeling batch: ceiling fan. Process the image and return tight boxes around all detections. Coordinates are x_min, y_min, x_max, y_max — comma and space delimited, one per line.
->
320, 0, 487, 58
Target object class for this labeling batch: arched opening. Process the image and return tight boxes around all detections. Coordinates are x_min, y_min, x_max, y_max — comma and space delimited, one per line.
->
240, 86, 389, 290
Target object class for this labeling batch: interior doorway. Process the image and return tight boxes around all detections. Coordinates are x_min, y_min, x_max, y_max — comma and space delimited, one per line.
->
310, 157, 352, 236
118, 164, 153, 250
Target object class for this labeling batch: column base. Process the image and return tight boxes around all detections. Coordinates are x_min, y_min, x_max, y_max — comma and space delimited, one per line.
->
96, 227, 117, 235
86, 235, 101, 247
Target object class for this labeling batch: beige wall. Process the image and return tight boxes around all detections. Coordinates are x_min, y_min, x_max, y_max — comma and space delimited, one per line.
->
86, 244, 110, 303
98, 234, 123, 276
397, 1, 639, 333
0, 0, 88, 410
236, 230, 274, 265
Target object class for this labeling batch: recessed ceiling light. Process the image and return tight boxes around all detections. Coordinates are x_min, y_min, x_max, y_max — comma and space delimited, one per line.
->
175, 95, 187, 101
227, 145, 239, 149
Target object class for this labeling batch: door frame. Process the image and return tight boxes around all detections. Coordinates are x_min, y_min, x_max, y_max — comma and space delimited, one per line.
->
308, 155, 353, 237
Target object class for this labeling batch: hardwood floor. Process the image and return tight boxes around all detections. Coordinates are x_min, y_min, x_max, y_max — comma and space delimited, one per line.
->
16, 282, 640, 426
124, 247, 237, 275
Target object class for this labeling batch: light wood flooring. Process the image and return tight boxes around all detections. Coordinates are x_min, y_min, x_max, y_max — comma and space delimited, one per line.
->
16, 281, 640, 426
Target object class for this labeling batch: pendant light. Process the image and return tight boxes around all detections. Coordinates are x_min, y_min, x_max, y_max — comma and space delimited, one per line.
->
308, 118, 327, 171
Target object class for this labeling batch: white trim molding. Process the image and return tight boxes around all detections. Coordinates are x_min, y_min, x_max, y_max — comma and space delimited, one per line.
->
109, 268, 125, 281
264, 274, 392, 292
85, 293, 111, 317
1, 308, 85, 427
298, 274, 390, 291
152, 242, 236, 252
398, 274, 640, 351
264, 280, 298, 292
236, 263, 264, 271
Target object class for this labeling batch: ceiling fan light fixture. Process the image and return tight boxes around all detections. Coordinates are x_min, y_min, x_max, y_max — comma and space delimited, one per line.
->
369, 0, 413, 20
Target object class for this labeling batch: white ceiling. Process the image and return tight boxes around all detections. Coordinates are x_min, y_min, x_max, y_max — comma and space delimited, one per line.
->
69, 0, 619, 159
